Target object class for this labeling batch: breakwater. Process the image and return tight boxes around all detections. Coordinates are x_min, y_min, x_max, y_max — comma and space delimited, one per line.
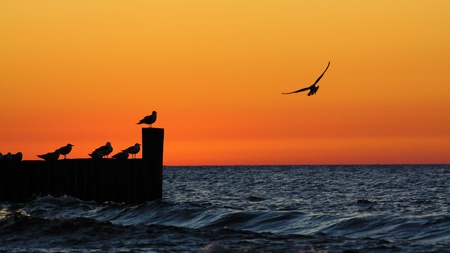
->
0, 128, 164, 203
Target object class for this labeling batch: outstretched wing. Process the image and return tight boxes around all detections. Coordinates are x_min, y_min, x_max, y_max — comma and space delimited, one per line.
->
281, 61, 330, 95
312, 61, 330, 86
281, 86, 310, 95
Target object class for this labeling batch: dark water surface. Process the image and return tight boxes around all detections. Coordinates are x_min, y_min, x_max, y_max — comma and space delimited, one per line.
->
1, 165, 449, 252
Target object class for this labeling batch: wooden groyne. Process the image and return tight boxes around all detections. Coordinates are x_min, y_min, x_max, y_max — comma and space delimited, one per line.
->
0, 128, 164, 203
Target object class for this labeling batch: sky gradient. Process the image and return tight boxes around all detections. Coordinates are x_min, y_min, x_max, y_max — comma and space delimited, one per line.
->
1, 1, 450, 165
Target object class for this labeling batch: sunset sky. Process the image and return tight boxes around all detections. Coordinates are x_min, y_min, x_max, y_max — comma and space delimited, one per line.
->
1, 1, 449, 165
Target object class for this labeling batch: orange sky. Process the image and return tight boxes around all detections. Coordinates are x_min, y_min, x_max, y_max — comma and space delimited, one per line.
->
1, 1, 450, 165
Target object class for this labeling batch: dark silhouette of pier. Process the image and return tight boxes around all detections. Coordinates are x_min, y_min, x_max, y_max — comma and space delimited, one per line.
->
0, 128, 164, 203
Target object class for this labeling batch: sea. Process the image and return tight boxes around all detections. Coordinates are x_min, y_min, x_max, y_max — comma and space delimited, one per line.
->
0, 165, 449, 253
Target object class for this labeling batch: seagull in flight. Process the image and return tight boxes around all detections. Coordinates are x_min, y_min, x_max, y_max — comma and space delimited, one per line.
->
282, 61, 330, 96
137, 111, 157, 127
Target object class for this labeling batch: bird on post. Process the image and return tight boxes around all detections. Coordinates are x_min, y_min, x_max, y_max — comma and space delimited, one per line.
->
89, 149, 104, 159
282, 61, 330, 96
137, 111, 157, 128
59, 144, 74, 159
112, 150, 129, 160
122, 143, 141, 159
3, 152, 12, 161
94, 142, 113, 158
12, 152, 23, 161
1, 152, 22, 162
37, 149, 61, 161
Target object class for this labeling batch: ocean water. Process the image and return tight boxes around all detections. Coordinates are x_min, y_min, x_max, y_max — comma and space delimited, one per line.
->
0, 165, 449, 253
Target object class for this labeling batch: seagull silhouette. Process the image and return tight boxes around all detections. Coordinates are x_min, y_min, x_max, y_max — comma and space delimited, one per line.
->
112, 151, 129, 160
37, 149, 61, 161
122, 143, 141, 159
59, 144, 74, 159
137, 111, 157, 127
282, 61, 330, 96
12, 152, 23, 161
94, 142, 113, 158
89, 150, 104, 159
3, 153, 12, 161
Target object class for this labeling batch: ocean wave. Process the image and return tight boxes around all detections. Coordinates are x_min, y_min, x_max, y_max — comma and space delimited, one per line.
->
1, 165, 449, 252
5, 195, 450, 244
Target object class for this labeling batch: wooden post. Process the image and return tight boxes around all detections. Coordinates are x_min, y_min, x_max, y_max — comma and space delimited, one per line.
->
141, 128, 164, 201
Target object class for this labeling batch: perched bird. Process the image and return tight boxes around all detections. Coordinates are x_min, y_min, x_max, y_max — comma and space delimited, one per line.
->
37, 149, 61, 161
4, 152, 13, 161
12, 152, 23, 162
1, 152, 23, 162
137, 111, 157, 127
94, 142, 113, 158
89, 149, 104, 159
59, 144, 74, 159
282, 61, 330, 96
112, 151, 129, 160
122, 143, 141, 159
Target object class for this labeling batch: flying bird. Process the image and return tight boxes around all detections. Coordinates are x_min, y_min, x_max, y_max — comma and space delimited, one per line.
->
94, 142, 113, 158
282, 61, 330, 96
59, 144, 74, 159
122, 143, 141, 159
37, 149, 61, 161
137, 111, 157, 127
